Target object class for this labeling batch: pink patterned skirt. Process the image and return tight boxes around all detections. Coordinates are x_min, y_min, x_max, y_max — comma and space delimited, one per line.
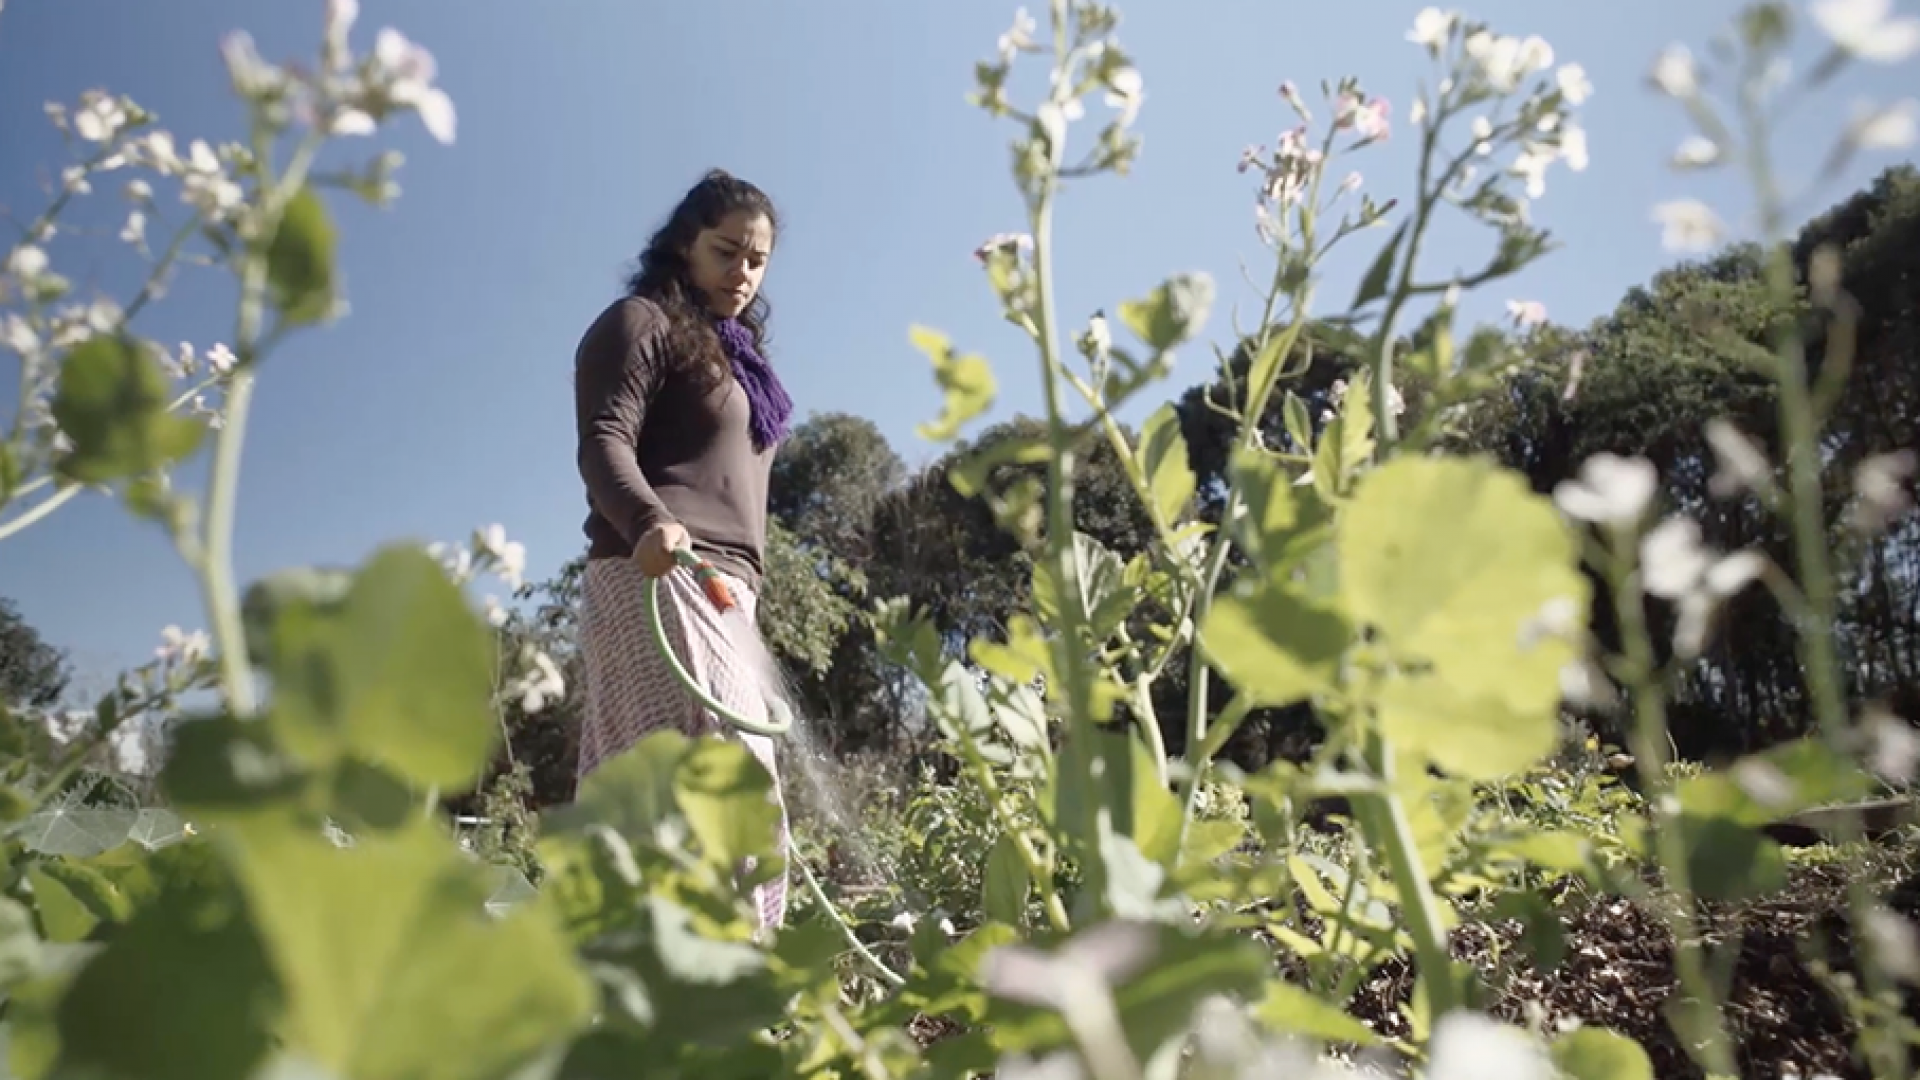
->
576, 557, 789, 931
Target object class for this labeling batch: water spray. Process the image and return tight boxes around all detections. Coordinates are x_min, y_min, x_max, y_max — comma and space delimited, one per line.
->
649, 547, 906, 987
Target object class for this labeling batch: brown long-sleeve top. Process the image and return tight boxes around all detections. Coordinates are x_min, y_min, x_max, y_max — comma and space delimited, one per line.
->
574, 296, 773, 588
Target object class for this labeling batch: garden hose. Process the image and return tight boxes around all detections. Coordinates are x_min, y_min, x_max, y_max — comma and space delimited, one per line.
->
648, 547, 905, 987
646, 547, 793, 738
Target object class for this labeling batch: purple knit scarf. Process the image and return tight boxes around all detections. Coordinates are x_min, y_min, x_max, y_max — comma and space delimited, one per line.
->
714, 316, 793, 452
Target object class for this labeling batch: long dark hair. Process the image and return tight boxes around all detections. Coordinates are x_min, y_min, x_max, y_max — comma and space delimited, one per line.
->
624, 168, 780, 392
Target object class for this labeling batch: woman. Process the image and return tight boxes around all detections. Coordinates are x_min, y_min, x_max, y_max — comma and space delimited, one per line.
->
571, 168, 794, 932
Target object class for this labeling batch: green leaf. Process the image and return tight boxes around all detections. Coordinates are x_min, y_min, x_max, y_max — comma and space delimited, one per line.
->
0, 443, 22, 504
1200, 581, 1348, 707
1253, 979, 1379, 1046
579, 893, 788, 1049
127, 808, 191, 850
1226, 448, 1333, 578
1493, 830, 1593, 875
50, 334, 206, 484
15, 808, 136, 858
949, 432, 1049, 498
159, 712, 312, 816
674, 737, 782, 869
267, 186, 338, 326
269, 546, 497, 790
1032, 532, 1135, 646
1351, 222, 1406, 309
1552, 1026, 1654, 1080
912, 325, 997, 442
1490, 888, 1567, 972
227, 816, 595, 1080
28, 861, 129, 941
1678, 813, 1786, 901
1118, 272, 1215, 351
1341, 457, 1587, 779
1282, 391, 1313, 453
0, 897, 42, 992
982, 833, 1031, 926
1137, 403, 1196, 526
332, 757, 420, 831
52, 854, 280, 1080
546, 728, 689, 844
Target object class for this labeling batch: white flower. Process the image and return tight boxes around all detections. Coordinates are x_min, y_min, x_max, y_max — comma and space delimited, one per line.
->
998, 7, 1038, 60
120, 210, 147, 246
1517, 35, 1555, 75
1649, 44, 1699, 98
476, 523, 528, 589
1864, 906, 1920, 982
2, 314, 39, 357
1704, 418, 1770, 497
1863, 705, 1920, 782
5, 245, 49, 278
140, 131, 182, 174
1556, 63, 1593, 105
1472, 115, 1495, 154
975, 232, 1035, 261
181, 140, 244, 216
483, 595, 508, 628
156, 625, 212, 665
1641, 516, 1713, 599
1409, 98, 1429, 125
1673, 135, 1722, 168
981, 921, 1159, 1010
1278, 80, 1310, 121
1465, 32, 1529, 93
330, 107, 377, 137
72, 90, 129, 143
1408, 7, 1457, 53
1427, 1012, 1552, 1080
1554, 453, 1657, 525
1848, 98, 1919, 149
1640, 515, 1767, 657
126, 178, 153, 203
1653, 199, 1723, 253
1506, 299, 1548, 327
1850, 449, 1916, 532
1511, 144, 1555, 198
510, 647, 566, 713
1733, 759, 1795, 808
1558, 123, 1589, 171
324, 0, 360, 72
428, 540, 476, 583
1559, 658, 1618, 709
1103, 67, 1143, 127
1812, 0, 1920, 62
1519, 595, 1581, 649
373, 28, 458, 144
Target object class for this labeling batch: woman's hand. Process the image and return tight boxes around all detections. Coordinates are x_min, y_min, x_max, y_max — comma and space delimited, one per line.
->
632, 521, 691, 577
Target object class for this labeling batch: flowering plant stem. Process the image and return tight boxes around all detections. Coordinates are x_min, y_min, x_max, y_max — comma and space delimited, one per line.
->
1607, 531, 1735, 1077
1033, 0, 1105, 901
1740, 74, 1906, 1080
190, 130, 325, 717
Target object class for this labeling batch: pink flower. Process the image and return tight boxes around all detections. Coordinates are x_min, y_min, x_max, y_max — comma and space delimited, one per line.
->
1335, 93, 1391, 142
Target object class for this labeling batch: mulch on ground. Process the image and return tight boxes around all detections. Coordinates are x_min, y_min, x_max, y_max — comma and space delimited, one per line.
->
903, 858, 1920, 1080
1343, 860, 1919, 1080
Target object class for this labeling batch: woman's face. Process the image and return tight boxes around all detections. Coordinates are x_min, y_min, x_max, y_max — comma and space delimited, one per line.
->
685, 209, 773, 318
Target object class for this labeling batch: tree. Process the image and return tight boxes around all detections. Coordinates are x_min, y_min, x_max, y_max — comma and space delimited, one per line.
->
770, 412, 907, 562
0, 597, 69, 711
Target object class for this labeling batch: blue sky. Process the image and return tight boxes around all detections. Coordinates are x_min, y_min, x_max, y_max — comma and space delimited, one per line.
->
1, 0, 1913, 688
